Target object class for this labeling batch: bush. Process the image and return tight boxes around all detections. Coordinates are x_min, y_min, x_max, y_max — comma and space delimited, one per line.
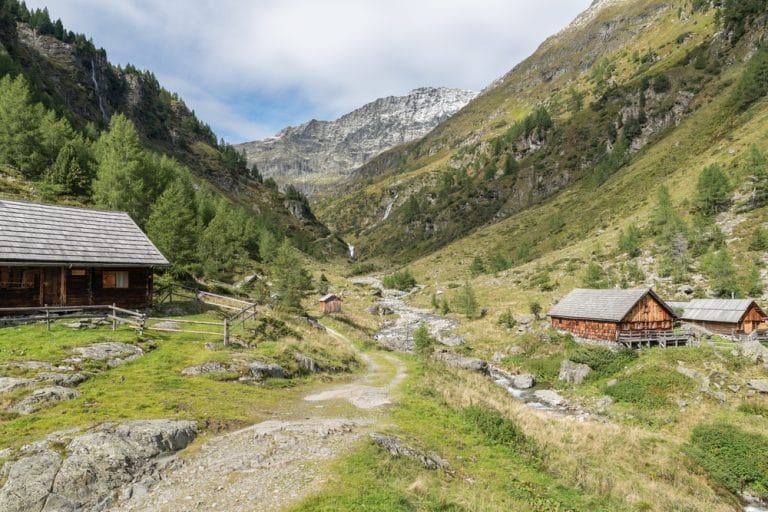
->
568, 345, 638, 378
652, 74, 672, 93
497, 309, 517, 329
738, 401, 768, 417
461, 406, 530, 450
605, 367, 693, 408
685, 423, 768, 499
382, 269, 417, 291
413, 324, 436, 356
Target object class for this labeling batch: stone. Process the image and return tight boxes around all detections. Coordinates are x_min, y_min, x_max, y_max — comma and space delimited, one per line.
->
293, 352, 321, 373
676, 399, 688, 409
710, 391, 727, 403
606, 379, 618, 387
0, 377, 35, 393
180, 362, 228, 376
70, 342, 143, 367
367, 304, 393, 316
12, 386, 81, 414
741, 340, 768, 363
597, 396, 613, 408
370, 433, 448, 470
512, 374, 535, 389
248, 361, 288, 381
558, 360, 592, 385
432, 349, 488, 374
0, 450, 62, 512
748, 379, 768, 394
533, 390, 566, 407
37, 372, 89, 387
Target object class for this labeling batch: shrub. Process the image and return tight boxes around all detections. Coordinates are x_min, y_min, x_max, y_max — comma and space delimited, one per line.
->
453, 281, 479, 319
413, 324, 436, 356
568, 345, 638, 378
605, 367, 693, 408
461, 406, 529, 448
382, 269, 417, 291
652, 74, 672, 93
685, 423, 768, 499
738, 401, 768, 417
497, 309, 517, 329
529, 301, 542, 320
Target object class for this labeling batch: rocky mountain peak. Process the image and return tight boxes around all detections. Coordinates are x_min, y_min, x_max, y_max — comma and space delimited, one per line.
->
236, 87, 477, 192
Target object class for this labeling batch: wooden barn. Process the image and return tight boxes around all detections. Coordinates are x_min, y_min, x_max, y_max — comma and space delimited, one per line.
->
0, 200, 168, 310
319, 294, 342, 314
673, 299, 767, 336
548, 288, 677, 342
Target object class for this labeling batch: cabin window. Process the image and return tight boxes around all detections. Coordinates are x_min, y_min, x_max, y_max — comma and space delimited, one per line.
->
0, 268, 37, 289
71, 269, 87, 276
103, 271, 129, 289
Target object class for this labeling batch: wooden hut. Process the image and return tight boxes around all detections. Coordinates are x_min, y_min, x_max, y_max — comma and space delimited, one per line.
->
0, 200, 168, 310
673, 299, 767, 336
548, 288, 676, 342
319, 294, 342, 314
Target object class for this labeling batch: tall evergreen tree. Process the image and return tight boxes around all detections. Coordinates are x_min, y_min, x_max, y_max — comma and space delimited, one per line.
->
44, 137, 93, 195
742, 145, 768, 209
146, 178, 199, 266
0, 75, 44, 177
271, 240, 312, 311
694, 164, 732, 215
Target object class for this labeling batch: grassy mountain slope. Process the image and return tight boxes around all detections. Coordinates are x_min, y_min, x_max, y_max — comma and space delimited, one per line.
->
317, 0, 767, 273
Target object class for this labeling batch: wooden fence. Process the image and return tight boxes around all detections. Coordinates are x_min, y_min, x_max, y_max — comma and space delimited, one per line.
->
618, 329, 696, 349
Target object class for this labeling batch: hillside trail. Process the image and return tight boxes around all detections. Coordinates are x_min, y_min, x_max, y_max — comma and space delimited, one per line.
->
111, 326, 406, 512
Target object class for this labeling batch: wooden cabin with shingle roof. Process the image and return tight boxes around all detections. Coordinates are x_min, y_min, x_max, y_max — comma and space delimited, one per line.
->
673, 299, 767, 336
0, 200, 168, 309
548, 288, 677, 342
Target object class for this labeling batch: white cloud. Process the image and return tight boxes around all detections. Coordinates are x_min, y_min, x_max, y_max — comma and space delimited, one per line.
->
28, 0, 590, 142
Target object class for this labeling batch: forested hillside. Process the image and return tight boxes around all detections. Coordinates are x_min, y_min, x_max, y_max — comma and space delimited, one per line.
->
0, 0, 345, 284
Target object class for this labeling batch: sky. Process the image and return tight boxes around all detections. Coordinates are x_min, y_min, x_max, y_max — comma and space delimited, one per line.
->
29, 1, 591, 143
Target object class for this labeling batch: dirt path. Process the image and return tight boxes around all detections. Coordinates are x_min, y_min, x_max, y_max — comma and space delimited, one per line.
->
111, 328, 406, 512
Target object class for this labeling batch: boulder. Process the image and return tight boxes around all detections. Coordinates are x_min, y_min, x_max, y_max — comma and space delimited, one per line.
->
748, 379, 768, 394
36, 372, 89, 387
370, 433, 448, 470
248, 361, 288, 381
180, 361, 228, 376
12, 386, 80, 414
533, 389, 566, 407
0, 377, 35, 393
558, 360, 592, 385
597, 396, 614, 408
0, 450, 62, 512
741, 340, 768, 363
432, 349, 488, 374
512, 374, 536, 389
293, 352, 321, 373
367, 304, 393, 316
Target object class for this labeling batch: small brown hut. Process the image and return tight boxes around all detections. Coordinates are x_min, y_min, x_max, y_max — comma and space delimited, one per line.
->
673, 299, 767, 336
548, 288, 676, 342
0, 200, 168, 310
319, 294, 342, 314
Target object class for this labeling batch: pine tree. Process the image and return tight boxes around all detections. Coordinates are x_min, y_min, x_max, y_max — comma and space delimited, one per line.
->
582, 261, 611, 288
0, 75, 45, 177
705, 249, 740, 298
469, 256, 485, 276
618, 223, 643, 257
694, 163, 732, 215
271, 240, 312, 311
454, 281, 479, 319
146, 178, 199, 266
44, 138, 93, 195
197, 203, 248, 277
744, 261, 764, 298
742, 145, 768, 209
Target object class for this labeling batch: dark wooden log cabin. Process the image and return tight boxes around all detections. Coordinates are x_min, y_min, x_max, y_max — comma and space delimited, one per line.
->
548, 288, 676, 342
0, 200, 168, 310
319, 294, 343, 314
673, 299, 767, 336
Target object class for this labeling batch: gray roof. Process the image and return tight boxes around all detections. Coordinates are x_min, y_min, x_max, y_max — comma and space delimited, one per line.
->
676, 299, 764, 324
548, 288, 673, 322
319, 294, 341, 302
0, 200, 168, 266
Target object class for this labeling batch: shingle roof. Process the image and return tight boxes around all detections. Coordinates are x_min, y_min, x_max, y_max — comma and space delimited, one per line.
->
677, 299, 764, 324
0, 199, 168, 266
548, 288, 673, 322
319, 294, 341, 302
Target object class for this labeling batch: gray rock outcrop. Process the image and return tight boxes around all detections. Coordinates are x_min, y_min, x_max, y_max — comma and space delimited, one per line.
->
0, 420, 198, 512
0, 377, 35, 393
180, 361, 229, 376
293, 353, 321, 373
558, 360, 592, 385
69, 342, 143, 368
533, 390, 566, 407
12, 386, 80, 414
37, 372, 89, 387
370, 433, 448, 470
512, 374, 536, 389
749, 379, 768, 394
432, 349, 488, 374
248, 361, 288, 381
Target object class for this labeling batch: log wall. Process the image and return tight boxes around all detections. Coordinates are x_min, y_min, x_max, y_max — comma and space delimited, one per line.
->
619, 294, 674, 332
551, 317, 619, 341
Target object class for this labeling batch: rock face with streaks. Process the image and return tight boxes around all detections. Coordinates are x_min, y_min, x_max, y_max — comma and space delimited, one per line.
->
0, 420, 198, 512
237, 87, 476, 192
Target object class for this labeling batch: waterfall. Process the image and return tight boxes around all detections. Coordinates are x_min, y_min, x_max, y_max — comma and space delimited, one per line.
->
348, 244, 356, 260
90, 59, 109, 122
382, 194, 398, 221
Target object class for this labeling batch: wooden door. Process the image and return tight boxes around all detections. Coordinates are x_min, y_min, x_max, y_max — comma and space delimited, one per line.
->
43, 268, 62, 305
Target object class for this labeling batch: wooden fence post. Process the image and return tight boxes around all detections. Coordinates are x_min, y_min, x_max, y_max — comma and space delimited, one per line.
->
45, 306, 50, 332
112, 304, 117, 331
139, 313, 145, 336
224, 318, 229, 346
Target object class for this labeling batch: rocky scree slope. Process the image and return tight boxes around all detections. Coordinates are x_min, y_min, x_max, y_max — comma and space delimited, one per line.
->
236, 87, 476, 192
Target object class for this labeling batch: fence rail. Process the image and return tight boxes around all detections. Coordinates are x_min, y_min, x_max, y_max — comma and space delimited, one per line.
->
618, 329, 695, 348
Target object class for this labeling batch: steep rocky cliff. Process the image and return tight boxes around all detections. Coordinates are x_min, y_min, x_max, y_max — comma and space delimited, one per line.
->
237, 87, 476, 192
